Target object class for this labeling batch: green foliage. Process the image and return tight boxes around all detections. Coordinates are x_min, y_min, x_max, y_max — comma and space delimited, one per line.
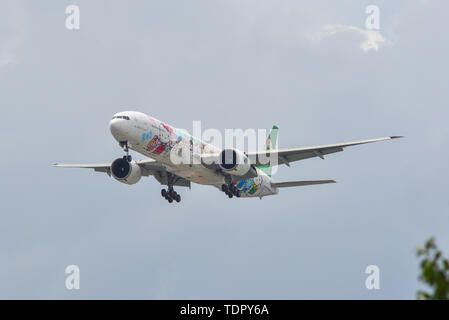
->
416, 237, 449, 300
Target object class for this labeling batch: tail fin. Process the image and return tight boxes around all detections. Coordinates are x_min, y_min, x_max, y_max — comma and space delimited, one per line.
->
258, 125, 279, 177
265, 125, 278, 151
272, 180, 336, 188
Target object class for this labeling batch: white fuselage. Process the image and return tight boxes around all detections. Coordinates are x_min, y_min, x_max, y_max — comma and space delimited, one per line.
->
109, 111, 278, 198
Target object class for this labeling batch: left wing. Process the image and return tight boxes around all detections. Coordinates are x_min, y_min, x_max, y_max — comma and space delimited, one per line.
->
53, 159, 191, 187
246, 136, 403, 167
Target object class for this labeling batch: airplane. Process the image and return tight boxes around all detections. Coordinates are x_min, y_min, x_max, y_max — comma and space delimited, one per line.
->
54, 111, 403, 203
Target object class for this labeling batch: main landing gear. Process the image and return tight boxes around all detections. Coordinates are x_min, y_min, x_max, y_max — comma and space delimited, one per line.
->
161, 172, 181, 203
221, 183, 241, 198
120, 141, 132, 162
161, 187, 181, 203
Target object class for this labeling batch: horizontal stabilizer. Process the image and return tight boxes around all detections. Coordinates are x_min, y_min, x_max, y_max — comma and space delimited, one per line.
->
272, 180, 336, 188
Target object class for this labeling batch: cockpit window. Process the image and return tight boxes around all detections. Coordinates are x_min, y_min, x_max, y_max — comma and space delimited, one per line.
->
112, 115, 130, 120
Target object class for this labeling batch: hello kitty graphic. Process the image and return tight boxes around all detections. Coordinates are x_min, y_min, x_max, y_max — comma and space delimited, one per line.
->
146, 135, 160, 152
159, 125, 170, 144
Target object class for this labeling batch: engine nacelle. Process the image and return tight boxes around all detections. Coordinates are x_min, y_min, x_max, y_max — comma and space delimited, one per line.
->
111, 158, 142, 185
218, 149, 251, 176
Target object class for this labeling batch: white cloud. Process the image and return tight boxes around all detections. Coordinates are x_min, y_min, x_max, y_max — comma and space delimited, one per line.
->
314, 24, 390, 52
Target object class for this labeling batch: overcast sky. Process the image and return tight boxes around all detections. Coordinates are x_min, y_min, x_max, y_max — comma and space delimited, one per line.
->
0, 0, 448, 299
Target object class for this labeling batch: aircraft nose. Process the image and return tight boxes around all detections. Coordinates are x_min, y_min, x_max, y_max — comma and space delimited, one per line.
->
109, 118, 127, 141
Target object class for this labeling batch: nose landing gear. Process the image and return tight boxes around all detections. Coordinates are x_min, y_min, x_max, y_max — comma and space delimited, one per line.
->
120, 141, 132, 162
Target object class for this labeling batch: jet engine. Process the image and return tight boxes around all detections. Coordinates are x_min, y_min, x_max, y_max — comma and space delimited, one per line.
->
218, 149, 251, 176
111, 158, 142, 185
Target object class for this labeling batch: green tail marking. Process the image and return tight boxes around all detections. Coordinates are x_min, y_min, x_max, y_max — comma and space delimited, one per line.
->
258, 125, 278, 177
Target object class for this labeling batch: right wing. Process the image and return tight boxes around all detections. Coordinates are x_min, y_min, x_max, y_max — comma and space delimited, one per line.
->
53, 159, 191, 187
53, 163, 112, 173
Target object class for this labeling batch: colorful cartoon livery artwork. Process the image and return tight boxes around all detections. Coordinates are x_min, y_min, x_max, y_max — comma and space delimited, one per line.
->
141, 117, 185, 156
139, 115, 269, 197
234, 177, 263, 196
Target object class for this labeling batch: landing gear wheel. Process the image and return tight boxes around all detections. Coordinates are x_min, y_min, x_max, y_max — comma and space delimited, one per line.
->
127, 155, 132, 162
222, 180, 242, 199
164, 183, 181, 203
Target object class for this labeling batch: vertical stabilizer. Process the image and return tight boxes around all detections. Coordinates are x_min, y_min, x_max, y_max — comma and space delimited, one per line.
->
258, 125, 278, 177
